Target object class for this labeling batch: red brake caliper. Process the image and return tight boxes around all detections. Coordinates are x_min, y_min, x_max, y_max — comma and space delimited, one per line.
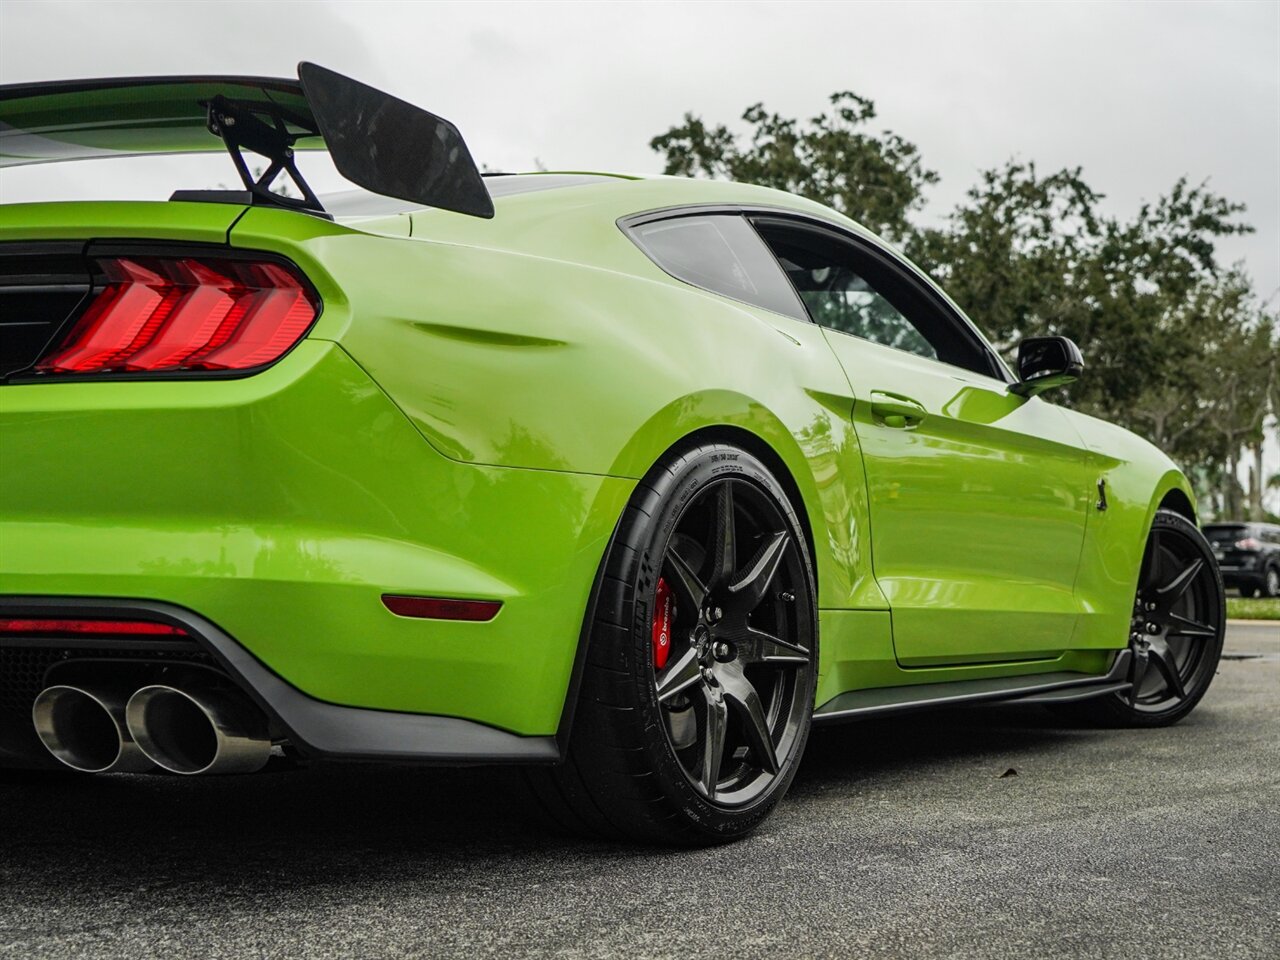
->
652, 577, 674, 670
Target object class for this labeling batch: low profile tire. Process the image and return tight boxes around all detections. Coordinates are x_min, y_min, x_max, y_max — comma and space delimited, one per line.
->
528, 442, 818, 845
1063, 509, 1225, 728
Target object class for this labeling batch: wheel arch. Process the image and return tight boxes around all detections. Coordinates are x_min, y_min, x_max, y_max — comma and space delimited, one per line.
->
604, 388, 857, 606
556, 419, 829, 754
1157, 486, 1197, 525
1144, 469, 1199, 540
664, 423, 819, 590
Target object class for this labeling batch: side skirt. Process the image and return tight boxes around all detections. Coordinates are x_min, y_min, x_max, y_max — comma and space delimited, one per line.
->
812, 650, 1131, 725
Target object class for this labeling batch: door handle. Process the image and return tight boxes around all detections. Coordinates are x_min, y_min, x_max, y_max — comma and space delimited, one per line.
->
870, 391, 927, 428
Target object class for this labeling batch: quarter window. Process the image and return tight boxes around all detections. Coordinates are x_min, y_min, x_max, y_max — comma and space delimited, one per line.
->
626, 215, 806, 320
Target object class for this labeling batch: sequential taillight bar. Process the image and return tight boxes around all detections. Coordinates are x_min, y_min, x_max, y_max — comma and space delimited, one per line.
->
34, 254, 318, 376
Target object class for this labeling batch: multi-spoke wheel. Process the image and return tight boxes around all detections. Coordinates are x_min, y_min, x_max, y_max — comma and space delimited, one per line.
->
1067, 509, 1225, 727
528, 442, 817, 845
653, 475, 812, 806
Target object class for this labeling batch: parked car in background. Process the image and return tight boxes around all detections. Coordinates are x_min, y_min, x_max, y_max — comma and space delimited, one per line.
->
1204, 522, 1280, 598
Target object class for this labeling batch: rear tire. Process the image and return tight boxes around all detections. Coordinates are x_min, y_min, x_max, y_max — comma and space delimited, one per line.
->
528, 442, 818, 845
1060, 509, 1224, 728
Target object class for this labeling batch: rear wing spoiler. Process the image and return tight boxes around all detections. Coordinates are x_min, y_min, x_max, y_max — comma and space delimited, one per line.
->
0, 62, 494, 218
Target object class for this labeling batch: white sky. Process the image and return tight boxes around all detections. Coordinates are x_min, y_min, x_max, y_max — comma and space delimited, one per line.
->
2, 1, 1277, 294
2, 0, 1278, 503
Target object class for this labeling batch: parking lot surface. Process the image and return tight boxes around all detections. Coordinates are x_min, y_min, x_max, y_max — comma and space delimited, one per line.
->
1, 622, 1276, 959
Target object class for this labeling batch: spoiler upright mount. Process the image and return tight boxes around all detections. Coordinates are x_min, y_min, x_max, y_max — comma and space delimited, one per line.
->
204, 91, 324, 212
0, 61, 495, 219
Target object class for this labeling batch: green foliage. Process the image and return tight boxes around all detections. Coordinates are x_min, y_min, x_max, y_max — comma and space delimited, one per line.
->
1226, 597, 1280, 620
650, 93, 937, 245
650, 95, 1279, 520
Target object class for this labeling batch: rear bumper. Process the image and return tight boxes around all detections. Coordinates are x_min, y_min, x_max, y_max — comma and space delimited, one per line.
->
0, 340, 633, 743
0, 596, 561, 765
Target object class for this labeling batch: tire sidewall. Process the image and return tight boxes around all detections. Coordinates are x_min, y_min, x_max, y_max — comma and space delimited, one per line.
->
1114, 509, 1226, 725
620, 444, 818, 839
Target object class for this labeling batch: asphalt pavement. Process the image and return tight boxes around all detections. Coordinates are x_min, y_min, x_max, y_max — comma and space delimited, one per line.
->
1, 622, 1276, 959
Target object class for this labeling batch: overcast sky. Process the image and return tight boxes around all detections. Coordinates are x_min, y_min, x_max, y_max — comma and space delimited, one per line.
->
1, 0, 1277, 499
2, 0, 1277, 299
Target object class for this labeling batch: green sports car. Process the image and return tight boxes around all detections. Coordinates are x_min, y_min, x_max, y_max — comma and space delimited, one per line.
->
0, 65, 1225, 844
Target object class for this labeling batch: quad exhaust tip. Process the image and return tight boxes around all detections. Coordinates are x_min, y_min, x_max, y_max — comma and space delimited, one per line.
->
125, 684, 271, 775
32, 681, 271, 776
32, 684, 156, 774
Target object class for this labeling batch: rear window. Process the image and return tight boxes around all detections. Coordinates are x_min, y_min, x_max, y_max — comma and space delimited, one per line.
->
626, 214, 806, 320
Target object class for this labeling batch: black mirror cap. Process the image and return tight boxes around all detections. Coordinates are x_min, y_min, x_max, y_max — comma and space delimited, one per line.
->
1010, 336, 1084, 397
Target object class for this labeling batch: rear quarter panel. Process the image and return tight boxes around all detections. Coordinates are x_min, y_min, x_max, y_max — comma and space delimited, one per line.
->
231, 196, 886, 614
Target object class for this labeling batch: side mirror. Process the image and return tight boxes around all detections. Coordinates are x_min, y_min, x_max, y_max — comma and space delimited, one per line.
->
1009, 336, 1084, 398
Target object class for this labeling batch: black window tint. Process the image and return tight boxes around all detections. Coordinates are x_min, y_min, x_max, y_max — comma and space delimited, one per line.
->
628, 215, 806, 320
753, 218, 1000, 377
791, 259, 934, 360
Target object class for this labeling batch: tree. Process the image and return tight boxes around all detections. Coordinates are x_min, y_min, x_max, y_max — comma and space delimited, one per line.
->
650, 93, 937, 245
649, 95, 1273, 519
910, 167, 1253, 428
907, 162, 1102, 354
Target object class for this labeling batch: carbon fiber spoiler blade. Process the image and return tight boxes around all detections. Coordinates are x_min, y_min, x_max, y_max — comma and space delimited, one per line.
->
0, 63, 494, 219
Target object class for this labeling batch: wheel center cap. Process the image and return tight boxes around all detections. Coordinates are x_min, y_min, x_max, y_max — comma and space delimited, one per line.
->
693, 624, 711, 662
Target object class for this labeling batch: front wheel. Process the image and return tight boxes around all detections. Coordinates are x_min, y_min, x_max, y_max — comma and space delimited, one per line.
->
1068, 509, 1225, 727
529, 442, 818, 845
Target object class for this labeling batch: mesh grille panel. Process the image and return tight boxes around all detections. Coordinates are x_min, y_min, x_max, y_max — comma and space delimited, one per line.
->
0, 244, 92, 379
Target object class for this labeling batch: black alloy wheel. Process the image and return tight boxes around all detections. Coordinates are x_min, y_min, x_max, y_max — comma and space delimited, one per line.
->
652, 475, 812, 806
1071, 509, 1225, 727
528, 442, 817, 845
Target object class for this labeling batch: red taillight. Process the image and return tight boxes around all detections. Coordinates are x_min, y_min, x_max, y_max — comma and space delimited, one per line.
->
1235, 538, 1263, 551
35, 255, 317, 376
0, 618, 187, 637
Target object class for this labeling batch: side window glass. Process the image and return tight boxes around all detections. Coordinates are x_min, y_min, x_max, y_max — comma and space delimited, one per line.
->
790, 262, 936, 361
627, 215, 806, 320
753, 218, 999, 377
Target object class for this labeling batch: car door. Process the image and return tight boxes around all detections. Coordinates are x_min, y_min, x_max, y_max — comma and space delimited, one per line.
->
753, 216, 1094, 666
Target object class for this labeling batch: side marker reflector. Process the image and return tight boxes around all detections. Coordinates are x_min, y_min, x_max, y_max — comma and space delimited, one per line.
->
381, 595, 502, 622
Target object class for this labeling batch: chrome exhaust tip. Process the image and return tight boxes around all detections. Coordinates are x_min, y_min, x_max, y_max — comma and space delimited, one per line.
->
126, 684, 270, 775
32, 684, 156, 774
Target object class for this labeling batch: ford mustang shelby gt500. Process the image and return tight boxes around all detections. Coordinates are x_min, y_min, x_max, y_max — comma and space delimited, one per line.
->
0, 65, 1224, 844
